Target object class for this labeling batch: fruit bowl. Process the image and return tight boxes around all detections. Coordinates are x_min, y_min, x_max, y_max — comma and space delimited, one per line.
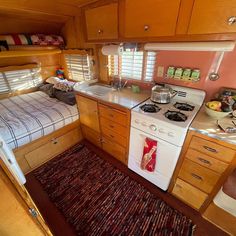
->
205, 104, 231, 119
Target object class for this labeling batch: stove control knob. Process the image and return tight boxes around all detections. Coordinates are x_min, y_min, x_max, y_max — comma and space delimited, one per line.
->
168, 132, 174, 137
159, 128, 165, 134
135, 119, 140, 124
149, 124, 157, 131
141, 122, 147, 127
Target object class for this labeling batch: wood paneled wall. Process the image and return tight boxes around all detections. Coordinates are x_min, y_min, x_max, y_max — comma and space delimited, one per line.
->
0, 16, 62, 35
0, 54, 60, 80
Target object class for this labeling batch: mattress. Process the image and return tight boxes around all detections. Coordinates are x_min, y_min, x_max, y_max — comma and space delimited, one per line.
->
0, 91, 79, 149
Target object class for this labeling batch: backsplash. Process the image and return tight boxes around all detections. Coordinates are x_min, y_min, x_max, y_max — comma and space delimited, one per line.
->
154, 48, 236, 101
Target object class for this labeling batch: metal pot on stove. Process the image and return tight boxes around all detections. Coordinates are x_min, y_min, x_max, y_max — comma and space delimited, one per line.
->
151, 84, 177, 104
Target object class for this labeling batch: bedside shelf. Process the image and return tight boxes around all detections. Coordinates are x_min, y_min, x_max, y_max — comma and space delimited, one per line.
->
0, 49, 61, 58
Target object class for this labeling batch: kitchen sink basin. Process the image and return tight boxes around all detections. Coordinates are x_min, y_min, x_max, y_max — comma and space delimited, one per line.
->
84, 85, 112, 97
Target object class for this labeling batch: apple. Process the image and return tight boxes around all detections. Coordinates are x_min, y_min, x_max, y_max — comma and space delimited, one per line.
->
207, 101, 222, 111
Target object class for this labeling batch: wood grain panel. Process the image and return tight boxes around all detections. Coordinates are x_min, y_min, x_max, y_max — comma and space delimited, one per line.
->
99, 103, 128, 126
101, 126, 127, 148
0, 167, 45, 236
100, 117, 127, 137
188, 0, 236, 34
25, 129, 80, 169
185, 148, 229, 174
179, 159, 221, 194
172, 178, 208, 210
81, 124, 102, 148
85, 3, 118, 40
190, 136, 235, 163
102, 136, 126, 164
203, 203, 236, 235
76, 95, 100, 132
123, 0, 181, 38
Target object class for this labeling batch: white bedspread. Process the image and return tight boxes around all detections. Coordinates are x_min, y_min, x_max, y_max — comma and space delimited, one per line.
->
0, 91, 79, 149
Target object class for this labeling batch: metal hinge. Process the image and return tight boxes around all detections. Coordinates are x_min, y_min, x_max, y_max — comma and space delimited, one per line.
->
29, 208, 38, 218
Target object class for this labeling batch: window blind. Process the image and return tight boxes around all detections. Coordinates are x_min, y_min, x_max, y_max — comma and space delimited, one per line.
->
0, 68, 42, 94
64, 54, 92, 81
108, 51, 157, 81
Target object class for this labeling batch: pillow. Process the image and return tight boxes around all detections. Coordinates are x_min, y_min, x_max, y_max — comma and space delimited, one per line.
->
38, 83, 54, 97
54, 89, 76, 105
53, 81, 75, 92
46, 76, 62, 85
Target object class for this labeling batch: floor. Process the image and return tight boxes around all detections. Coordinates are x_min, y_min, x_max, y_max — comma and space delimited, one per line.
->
25, 141, 227, 236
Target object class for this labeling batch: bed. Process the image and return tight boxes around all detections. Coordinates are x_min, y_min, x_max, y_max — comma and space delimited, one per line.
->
0, 91, 79, 149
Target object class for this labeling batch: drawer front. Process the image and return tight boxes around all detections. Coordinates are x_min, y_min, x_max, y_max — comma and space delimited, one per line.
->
25, 129, 80, 169
185, 148, 229, 174
100, 117, 127, 137
190, 136, 235, 163
179, 159, 220, 194
102, 137, 127, 164
99, 104, 128, 126
82, 125, 101, 148
101, 126, 127, 148
172, 178, 208, 210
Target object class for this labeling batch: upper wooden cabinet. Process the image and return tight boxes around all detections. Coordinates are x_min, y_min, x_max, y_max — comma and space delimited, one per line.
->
84, 2, 118, 40
188, 0, 236, 34
121, 0, 181, 38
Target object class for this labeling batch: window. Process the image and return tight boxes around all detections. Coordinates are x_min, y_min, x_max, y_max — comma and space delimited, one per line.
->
0, 68, 42, 94
108, 50, 157, 82
64, 54, 93, 81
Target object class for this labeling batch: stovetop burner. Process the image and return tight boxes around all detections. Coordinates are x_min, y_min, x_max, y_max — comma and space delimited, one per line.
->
174, 102, 195, 111
140, 104, 161, 113
165, 110, 187, 122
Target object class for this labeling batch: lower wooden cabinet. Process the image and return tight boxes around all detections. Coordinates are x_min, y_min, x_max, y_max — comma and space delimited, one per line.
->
14, 122, 82, 174
77, 94, 130, 165
170, 130, 236, 211
172, 178, 208, 210
82, 125, 102, 148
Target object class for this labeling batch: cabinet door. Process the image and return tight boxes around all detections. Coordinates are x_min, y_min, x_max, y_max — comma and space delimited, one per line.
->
122, 0, 181, 38
188, 0, 236, 34
0, 166, 49, 236
85, 3, 118, 40
76, 95, 100, 132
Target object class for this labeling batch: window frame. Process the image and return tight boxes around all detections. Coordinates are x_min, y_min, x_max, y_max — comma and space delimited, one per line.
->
108, 50, 157, 83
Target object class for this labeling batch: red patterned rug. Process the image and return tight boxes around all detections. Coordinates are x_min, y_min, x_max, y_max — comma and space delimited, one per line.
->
33, 144, 194, 236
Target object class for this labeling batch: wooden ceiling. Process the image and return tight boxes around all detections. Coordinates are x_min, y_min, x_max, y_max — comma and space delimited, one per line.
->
0, 0, 99, 17
0, 0, 99, 34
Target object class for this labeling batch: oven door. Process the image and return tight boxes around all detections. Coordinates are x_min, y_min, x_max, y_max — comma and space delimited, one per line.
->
128, 127, 182, 191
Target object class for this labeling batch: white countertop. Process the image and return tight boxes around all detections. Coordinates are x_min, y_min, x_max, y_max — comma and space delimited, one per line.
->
190, 106, 236, 145
75, 84, 151, 110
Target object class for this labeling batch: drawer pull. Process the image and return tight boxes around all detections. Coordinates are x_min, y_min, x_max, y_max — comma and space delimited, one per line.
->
191, 173, 203, 181
109, 125, 114, 128
110, 134, 114, 138
198, 157, 211, 165
109, 114, 114, 118
203, 145, 218, 153
51, 138, 58, 144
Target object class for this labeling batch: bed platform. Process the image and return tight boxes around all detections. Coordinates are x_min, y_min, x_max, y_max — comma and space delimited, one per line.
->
0, 91, 83, 173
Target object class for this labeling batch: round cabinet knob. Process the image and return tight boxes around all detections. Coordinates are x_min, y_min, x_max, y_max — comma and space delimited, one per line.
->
98, 29, 103, 34
168, 132, 174, 137
135, 119, 140, 124
228, 16, 236, 25
149, 124, 157, 131
144, 25, 149, 31
159, 128, 165, 134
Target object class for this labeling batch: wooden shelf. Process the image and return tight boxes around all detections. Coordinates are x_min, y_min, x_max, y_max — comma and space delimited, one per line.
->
0, 49, 61, 58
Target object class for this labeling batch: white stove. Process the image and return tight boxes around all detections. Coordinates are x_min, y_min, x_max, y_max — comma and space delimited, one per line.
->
128, 85, 205, 191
